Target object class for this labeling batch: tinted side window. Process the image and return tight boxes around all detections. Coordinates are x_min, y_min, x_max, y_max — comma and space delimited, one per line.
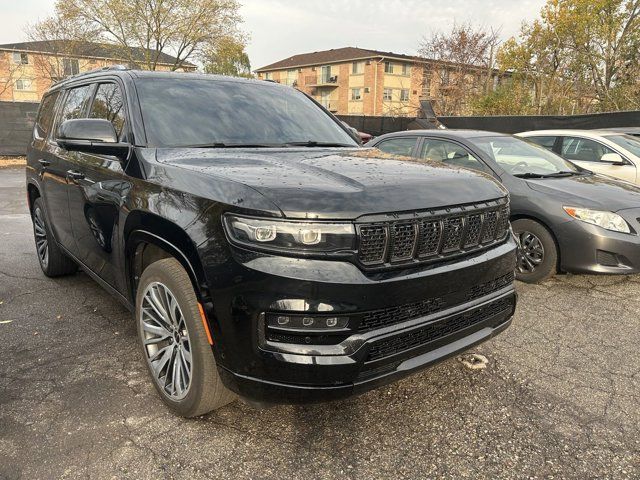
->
561, 137, 616, 162
527, 136, 556, 151
34, 91, 60, 140
89, 83, 126, 140
419, 138, 486, 172
58, 85, 93, 129
376, 137, 417, 156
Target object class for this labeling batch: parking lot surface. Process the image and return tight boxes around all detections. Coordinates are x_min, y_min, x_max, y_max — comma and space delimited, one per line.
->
0, 167, 638, 479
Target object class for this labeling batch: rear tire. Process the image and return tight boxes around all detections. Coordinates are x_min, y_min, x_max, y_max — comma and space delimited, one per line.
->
512, 218, 557, 284
136, 257, 236, 417
31, 198, 77, 277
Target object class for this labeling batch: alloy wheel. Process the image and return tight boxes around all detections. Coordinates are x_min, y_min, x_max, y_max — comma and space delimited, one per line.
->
140, 282, 192, 400
33, 207, 49, 268
515, 231, 544, 273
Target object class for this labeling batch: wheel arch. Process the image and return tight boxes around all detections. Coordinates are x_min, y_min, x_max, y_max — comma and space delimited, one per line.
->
124, 210, 209, 305
511, 213, 562, 273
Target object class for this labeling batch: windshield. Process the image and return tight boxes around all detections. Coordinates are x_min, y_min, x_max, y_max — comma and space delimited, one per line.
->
473, 135, 580, 176
135, 77, 358, 148
606, 134, 640, 158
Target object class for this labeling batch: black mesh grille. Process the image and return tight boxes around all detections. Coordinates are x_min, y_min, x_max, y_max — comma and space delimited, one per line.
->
366, 296, 514, 361
356, 200, 509, 268
464, 214, 483, 247
466, 272, 515, 300
359, 225, 387, 264
441, 216, 464, 252
359, 297, 446, 332
358, 271, 515, 332
481, 211, 498, 243
390, 222, 416, 260
417, 220, 442, 257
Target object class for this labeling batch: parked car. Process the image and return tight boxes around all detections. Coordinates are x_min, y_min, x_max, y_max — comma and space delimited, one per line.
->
517, 129, 640, 184
27, 68, 517, 417
370, 130, 640, 283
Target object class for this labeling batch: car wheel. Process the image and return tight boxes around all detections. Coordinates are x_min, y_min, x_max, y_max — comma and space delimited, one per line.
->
31, 198, 77, 277
512, 219, 558, 284
136, 257, 236, 417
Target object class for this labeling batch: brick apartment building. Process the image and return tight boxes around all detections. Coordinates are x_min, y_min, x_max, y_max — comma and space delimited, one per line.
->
0, 40, 196, 102
255, 47, 500, 117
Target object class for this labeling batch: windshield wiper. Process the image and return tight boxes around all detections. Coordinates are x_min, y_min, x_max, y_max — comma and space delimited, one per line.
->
183, 142, 283, 148
283, 141, 355, 147
514, 171, 578, 179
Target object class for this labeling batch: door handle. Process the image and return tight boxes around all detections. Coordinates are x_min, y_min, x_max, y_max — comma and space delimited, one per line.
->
66, 170, 85, 181
38, 159, 51, 167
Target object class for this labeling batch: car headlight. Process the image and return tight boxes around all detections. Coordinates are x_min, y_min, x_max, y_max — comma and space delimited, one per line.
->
563, 207, 631, 234
223, 214, 356, 254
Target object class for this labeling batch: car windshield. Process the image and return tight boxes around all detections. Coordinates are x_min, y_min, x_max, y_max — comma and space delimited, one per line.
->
473, 135, 580, 177
606, 134, 640, 158
135, 77, 358, 148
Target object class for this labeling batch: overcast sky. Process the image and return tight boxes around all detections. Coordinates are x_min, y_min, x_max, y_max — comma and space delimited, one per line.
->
0, 0, 546, 69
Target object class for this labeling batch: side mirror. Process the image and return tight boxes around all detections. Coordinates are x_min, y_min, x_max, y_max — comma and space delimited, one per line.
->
341, 120, 362, 145
601, 152, 626, 166
57, 119, 129, 158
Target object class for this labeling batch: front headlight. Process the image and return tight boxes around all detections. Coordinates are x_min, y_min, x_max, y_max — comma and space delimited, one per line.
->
563, 206, 631, 234
223, 214, 356, 254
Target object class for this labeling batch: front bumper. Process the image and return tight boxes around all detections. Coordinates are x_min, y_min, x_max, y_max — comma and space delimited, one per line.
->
202, 238, 517, 404
556, 214, 640, 274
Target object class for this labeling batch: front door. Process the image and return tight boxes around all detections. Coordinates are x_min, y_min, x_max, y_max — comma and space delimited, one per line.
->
66, 81, 131, 290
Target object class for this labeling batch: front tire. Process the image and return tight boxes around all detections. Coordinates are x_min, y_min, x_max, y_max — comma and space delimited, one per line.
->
136, 257, 236, 417
31, 198, 77, 277
512, 218, 558, 284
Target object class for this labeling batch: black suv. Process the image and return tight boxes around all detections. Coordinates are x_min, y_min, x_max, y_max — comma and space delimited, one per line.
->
26, 67, 517, 417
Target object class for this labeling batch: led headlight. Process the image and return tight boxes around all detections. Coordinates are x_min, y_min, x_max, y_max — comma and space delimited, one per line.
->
563, 207, 631, 234
223, 214, 356, 253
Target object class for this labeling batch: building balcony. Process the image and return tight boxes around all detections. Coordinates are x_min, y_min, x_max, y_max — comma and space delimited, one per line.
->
304, 74, 339, 87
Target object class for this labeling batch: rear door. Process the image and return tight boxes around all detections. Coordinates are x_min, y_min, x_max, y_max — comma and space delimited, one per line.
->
66, 80, 131, 289
559, 136, 637, 182
42, 84, 95, 251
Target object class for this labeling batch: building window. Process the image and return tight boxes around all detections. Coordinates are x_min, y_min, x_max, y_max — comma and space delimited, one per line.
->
400, 89, 410, 102
12, 52, 28, 64
264, 72, 272, 80
352, 61, 363, 74
63, 58, 80, 76
286, 69, 297, 86
402, 63, 410, 76
441, 68, 450, 85
15, 79, 32, 91
351, 88, 362, 101
384, 61, 394, 74
383, 88, 393, 101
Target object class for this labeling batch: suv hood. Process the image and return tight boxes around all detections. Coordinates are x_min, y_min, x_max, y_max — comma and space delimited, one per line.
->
525, 173, 640, 212
156, 148, 507, 219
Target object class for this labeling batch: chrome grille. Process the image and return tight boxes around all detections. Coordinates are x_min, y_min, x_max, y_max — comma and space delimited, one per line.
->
357, 199, 510, 268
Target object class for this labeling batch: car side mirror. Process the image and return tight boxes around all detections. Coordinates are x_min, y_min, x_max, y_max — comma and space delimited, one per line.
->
57, 119, 130, 158
341, 121, 362, 145
601, 152, 626, 166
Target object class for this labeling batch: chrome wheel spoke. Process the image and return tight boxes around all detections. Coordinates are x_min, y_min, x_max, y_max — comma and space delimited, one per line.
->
516, 231, 545, 273
140, 281, 192, 400
33, 208, 49, 268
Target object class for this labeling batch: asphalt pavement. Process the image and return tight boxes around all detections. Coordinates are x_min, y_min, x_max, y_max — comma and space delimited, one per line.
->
0, 167, 638, 479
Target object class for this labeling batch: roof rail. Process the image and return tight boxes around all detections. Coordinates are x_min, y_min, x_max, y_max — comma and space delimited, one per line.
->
51, 64, 130, 86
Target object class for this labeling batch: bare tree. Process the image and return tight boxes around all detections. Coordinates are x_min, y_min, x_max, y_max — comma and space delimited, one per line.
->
49, 0, 244, 71
419, 22, 501, 115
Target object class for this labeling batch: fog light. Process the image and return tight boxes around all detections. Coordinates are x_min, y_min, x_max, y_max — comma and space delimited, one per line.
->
326, 317, 338, 327
276, 315, 290, 325
266, 313, 349, 330
302, 317, 314, 326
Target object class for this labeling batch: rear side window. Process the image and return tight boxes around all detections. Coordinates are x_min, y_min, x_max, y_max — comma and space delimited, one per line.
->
561, 137, 616, 162
34, 91, 60, 140
58, 85, 93, 129
526, 136, 556, 151
376, 137, 417, 156
89, 83, 126, 140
